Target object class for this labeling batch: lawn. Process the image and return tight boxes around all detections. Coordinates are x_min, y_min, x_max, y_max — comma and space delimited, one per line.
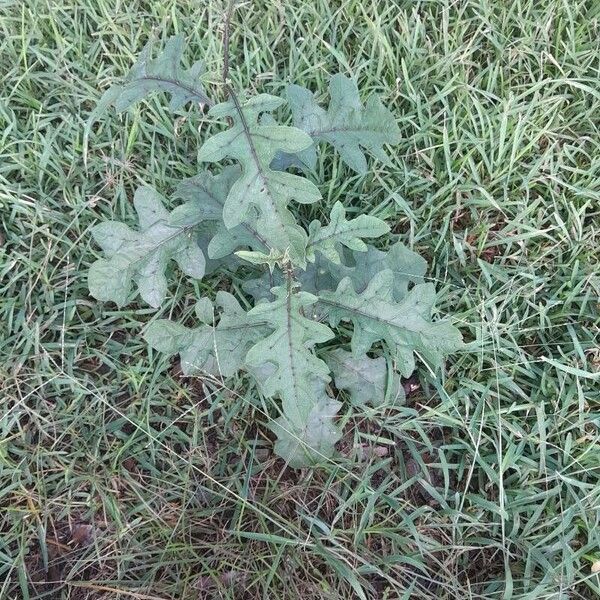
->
1, 0, 599, 598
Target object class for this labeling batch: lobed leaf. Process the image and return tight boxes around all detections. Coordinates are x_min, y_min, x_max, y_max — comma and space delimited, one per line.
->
270, 393, 342, 468
287, 74, 401, 173
198, 94, 321, 267
336, 242, 428, 301
241, 253, 335, 302
242, 240, 426, 309
143, 292, 266, 377
85, 33, 462, 471
97, 35, 211, 114
84, 36, 211, 160
327, 349, 404, 407
319, 270, 464, 377
88, 186, 205, 308
307, 201, 389, 263
245, 286, 340, 466
174, 166, 268, 259
261, 113, 317, 173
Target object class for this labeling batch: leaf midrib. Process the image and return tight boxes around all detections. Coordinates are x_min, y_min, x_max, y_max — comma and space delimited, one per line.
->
132, 75, 213, 107
112, 221, 197, 270
319, 295, 424, 335
285, 290, 303, 416
227, 92, 299, 249
309, 221, 380, 248
307, 124, 392, 138
183, 176, 270, 249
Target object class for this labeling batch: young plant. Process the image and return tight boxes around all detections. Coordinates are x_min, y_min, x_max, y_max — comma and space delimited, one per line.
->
87, 35, 463, 467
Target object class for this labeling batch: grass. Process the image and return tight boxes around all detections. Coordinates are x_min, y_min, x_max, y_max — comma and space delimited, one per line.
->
1, 0, 599, 598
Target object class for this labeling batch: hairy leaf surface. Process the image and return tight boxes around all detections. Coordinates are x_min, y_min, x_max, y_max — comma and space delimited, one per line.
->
287, 74, 401, 173
319, 270, 463, 377
144, 292, 265, 376
245, 286, 340, 466
198, 94, 321, 266
88, 187, 205, 308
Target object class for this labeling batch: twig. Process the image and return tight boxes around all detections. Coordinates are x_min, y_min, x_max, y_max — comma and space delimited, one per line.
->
219, 0, 298, 298
222, 0, 236, 85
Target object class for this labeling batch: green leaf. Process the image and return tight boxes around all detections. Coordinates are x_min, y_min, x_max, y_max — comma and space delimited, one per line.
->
194, 297, 214, 323
327, 349, 404, 407
88, 186, 205, 308
241, 271, 280, 302
144, 291, 266, 377
198, 94, 322, 266
319, 270, 464, 377
84, 36, 211, 160
340, 242, 428, 301
245, 286, 340, 466
172, 166, 239, 224
104, 35, 211, 113
173, 166, 268, 260
242, 252, 338, 302
270, 144, 317, 173
270, 392, 342, 468
193, 223, 240, 275
261, 113, 317, 173
287, 74, 401, 174
236, 249, 285, 271
307, 201, 389, 263
242, 241, 426, 324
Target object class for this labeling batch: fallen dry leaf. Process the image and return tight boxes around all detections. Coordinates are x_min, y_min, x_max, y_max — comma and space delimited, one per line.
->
70, 523, 94, 547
